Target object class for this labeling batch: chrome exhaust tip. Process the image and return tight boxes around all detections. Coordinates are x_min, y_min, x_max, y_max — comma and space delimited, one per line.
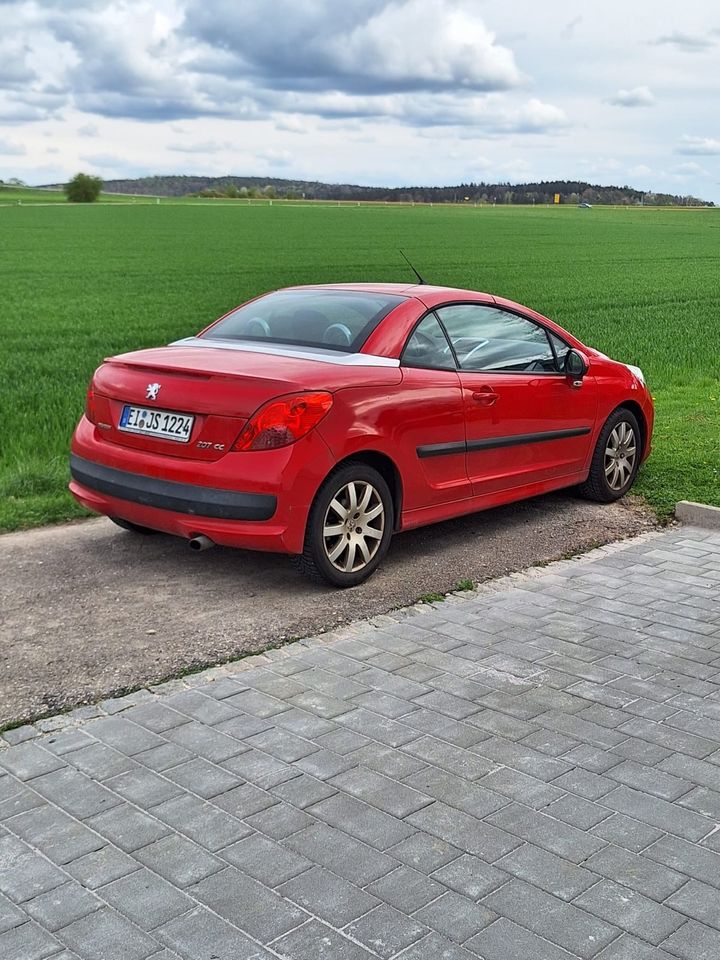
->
189, 534, 214, 552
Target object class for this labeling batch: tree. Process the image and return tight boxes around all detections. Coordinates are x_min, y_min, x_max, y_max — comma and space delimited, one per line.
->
64, 173, 102, 203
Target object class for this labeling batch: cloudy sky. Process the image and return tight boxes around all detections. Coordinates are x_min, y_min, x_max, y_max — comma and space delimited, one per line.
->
1, 0, 719, 200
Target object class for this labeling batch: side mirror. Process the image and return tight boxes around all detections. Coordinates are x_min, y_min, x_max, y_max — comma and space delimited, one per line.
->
565, 349, 588, 379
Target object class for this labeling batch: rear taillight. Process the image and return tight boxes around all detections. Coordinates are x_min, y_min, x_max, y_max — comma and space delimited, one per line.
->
232, 391, 333, 451
85, 388, 98, 424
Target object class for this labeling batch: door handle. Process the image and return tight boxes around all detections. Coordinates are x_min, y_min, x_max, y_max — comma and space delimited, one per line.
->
472, 389, 499, 406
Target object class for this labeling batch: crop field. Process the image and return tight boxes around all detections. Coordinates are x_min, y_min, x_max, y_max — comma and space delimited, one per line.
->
0, 185, 160, 205
0, 201, 718, 532
0, 186, 69, 204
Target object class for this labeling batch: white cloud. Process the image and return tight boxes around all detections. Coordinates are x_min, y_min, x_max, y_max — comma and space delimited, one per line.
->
275, 115, 308, 134
652, 30, 719, 52
579, 157, 623, 175
269, 89, 568, 134
184, 0, 521, 96
48, 2, 220, 121
330, 0, 521, 93
608, 86, 655, 108
79, 152, 128, 168
255, 148, 293, 168
168, 139, 232, 153
510, 98, 569, 132
178, 0, 537, 131
676, 135, 720, 155
0, 100, 54, 124
673, 161, 707, 174
0, 136, 27, 155
0, 40, 35, 87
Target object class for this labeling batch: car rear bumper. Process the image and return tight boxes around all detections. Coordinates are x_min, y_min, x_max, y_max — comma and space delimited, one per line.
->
70, 454, 277, 521
69, 416, 335, 553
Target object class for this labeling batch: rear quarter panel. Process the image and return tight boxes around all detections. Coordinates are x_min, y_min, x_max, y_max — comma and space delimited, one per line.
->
317, 372, 471, 515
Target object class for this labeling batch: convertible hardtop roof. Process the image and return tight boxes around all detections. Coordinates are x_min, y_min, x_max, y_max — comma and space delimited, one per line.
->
283, 282, 495, 300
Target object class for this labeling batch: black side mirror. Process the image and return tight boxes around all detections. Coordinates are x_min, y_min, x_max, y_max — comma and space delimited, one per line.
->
565, 349, 588, 379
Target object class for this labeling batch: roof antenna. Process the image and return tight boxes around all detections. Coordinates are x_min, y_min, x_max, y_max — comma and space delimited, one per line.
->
399, 249, 427, 285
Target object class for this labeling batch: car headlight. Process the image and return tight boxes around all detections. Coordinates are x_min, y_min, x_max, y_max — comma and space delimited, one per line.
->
626, 364, 645, 385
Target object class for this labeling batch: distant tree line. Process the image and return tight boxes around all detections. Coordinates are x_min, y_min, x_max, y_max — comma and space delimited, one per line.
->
38, 174, 712, 207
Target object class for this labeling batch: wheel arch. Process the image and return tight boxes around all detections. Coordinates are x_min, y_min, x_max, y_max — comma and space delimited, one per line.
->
610, 400, 648, 458
294, 449, 401, 585
315, 450, 404, 533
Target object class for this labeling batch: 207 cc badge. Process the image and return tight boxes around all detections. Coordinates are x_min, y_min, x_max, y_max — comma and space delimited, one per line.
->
146, 383, 161, 400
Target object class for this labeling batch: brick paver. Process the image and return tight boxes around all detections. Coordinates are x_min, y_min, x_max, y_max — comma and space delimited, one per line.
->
1, 524, 719, 959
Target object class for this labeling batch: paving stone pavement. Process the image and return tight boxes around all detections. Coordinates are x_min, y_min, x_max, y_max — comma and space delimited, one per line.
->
1, 524, 720, 960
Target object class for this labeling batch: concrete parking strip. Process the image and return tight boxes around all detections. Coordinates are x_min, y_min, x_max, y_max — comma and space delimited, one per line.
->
1, 523, 719, 959
0, 493, 655, 726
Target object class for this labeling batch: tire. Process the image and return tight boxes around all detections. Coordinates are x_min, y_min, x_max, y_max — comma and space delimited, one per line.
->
295, 462, 394, 587
110, 517, 158, 535
577, 407, 641, 503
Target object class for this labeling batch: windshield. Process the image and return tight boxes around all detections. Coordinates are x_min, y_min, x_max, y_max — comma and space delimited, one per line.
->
203, 289, 406, 353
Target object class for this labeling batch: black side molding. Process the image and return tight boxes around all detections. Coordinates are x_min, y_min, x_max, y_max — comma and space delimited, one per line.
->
467, 427, 592, 452
70, 454, 277, 521
416, 440, 467, 459
418, 427, 591, 460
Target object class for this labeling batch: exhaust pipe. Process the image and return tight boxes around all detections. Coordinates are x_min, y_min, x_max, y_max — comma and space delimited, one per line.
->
189, 534, 214, 552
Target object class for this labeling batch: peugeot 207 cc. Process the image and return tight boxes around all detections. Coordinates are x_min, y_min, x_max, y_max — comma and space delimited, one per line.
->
70, 283, 654, 586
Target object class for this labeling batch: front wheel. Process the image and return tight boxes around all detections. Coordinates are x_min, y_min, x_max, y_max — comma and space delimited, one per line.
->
577, 408, 641, 502
295, 463, 394, 587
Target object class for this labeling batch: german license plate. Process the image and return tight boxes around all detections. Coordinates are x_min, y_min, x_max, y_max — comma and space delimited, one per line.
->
119, 405, 194, 442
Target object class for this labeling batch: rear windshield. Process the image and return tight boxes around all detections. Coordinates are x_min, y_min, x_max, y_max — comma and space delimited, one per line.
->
202, 289, 405, 353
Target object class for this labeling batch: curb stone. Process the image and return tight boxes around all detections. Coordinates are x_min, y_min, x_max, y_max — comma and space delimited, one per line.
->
676, 500, 720, 530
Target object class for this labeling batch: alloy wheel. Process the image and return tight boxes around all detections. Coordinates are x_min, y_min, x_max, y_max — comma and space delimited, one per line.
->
322, 480, 385, 573
604, 421, 637, 491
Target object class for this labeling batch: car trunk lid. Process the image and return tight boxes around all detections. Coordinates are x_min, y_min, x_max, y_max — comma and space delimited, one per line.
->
90, 342, 399, 461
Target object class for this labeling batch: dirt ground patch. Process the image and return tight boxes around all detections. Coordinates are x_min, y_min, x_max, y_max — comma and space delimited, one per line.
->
1, 493, 657, 727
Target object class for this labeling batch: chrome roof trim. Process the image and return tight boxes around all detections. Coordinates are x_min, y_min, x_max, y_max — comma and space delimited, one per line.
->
169, 337, 400, 367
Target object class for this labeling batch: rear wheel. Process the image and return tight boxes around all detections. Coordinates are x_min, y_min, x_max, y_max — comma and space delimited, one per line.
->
577, 408, 641, 502
295, 462, 394, 587
110, 517, 157, 535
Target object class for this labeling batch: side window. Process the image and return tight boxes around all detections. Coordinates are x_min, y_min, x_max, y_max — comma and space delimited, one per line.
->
401, 314, 456, 370
436, 304, 557, 373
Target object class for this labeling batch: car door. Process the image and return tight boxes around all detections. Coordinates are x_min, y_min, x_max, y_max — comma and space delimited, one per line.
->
434, 303, 598, 498
397, 313, 472, 510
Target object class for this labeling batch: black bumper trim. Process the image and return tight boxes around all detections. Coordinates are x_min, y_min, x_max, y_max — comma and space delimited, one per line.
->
70, 454, 277, 521
418, 427, 591, 460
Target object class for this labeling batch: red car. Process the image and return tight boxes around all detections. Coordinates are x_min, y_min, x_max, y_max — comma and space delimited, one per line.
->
70, 283, 653, 586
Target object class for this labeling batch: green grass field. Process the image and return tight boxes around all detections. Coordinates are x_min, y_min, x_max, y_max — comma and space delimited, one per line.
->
0, 185, 162, 205
0, 186, 69, 204
1, 202, 718, 532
